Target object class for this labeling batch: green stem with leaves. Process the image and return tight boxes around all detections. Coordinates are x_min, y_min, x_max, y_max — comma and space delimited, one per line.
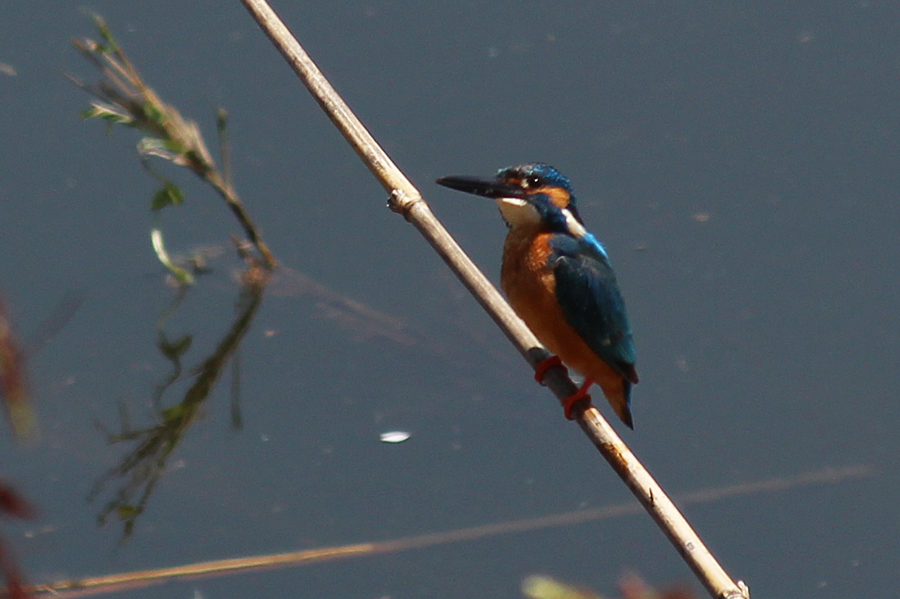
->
71, 15, 276, 271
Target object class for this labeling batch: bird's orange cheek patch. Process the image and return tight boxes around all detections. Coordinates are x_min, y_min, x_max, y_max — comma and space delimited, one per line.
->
540, 186, 571, 209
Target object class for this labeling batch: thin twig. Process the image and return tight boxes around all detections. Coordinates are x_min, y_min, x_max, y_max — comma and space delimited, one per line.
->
238, 2, 748, 598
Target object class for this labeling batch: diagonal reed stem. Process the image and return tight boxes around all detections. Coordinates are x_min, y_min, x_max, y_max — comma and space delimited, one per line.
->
238, 1, 749, 597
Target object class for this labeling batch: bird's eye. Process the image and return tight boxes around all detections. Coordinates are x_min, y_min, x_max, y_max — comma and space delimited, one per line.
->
524, 176, 541, 188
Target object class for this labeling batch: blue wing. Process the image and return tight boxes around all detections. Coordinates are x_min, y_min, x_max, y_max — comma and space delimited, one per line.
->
550, 235, 638, 382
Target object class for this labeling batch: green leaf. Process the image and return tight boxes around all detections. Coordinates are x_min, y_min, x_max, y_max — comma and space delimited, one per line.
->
82, 102, 133, 126
142, 103, 167, 130
116, 504, 142, 520
150, 227, 195, 286
151, 182, 184, 211
162, 404, 186, 421
159, 334, 193, 361
139, 137, 178, 162
216, 108, 228, 133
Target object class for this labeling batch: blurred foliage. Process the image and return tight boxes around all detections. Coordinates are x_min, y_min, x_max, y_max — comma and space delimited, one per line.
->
523, 574, 694, 599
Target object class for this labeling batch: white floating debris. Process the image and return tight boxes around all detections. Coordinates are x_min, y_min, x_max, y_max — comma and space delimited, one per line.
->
380, 431, 411, 444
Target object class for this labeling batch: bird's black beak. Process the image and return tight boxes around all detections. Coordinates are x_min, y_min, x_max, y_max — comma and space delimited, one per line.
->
436, 175, 526, 199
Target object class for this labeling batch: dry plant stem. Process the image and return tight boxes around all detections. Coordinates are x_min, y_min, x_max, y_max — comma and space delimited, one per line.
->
72, 25, 277, 270
26, 465, 869, 597
239, 1, 747, 598
206, 170, 277, 269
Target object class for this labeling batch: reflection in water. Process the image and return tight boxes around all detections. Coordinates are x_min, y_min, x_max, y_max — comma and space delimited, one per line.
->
264, 264, 518, 380
266, 265, 418, 346
89, 266, 269, 539
87, 254, 486, 540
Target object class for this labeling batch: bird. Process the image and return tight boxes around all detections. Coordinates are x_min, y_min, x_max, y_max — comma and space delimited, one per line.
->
436, 163, 639, 427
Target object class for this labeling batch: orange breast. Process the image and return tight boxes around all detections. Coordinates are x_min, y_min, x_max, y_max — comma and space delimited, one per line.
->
501, 229, 627, 410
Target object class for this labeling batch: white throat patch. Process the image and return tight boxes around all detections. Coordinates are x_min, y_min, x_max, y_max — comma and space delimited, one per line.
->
496, 197, 540, 227
496, 198, 588, 239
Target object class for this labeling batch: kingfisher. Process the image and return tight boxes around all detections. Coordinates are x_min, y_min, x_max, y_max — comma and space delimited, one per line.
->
436, 163, 639, 427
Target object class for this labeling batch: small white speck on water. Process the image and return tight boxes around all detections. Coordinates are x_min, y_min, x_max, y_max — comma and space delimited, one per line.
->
380, 431, 411, 444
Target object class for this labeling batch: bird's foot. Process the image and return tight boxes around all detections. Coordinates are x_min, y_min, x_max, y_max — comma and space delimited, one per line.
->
534, 357, 593, 419
562, 379, 594, 420
534, 355, 567, 384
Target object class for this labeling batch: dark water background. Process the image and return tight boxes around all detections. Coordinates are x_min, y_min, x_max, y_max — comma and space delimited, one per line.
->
1, 2, 898, 598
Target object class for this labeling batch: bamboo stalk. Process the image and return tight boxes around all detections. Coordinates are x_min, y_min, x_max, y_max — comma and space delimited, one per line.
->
238, 1, 749, 597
